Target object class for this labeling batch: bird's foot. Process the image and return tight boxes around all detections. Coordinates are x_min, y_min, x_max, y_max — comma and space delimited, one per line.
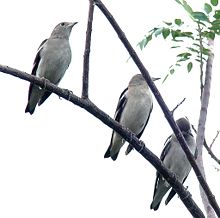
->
138, 140, 145, 153
41, 77, 50, 89
63, 89, 73, 101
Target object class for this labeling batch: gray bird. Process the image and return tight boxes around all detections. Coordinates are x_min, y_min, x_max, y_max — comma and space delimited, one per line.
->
150, 117, 197, 210
25, 21, 77, 114
104, 74, 160, 161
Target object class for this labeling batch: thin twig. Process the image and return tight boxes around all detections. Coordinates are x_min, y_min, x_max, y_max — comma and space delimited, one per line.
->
198, 23, 204, 99
171, 98, 186, 115
192, 125, 220, 165
204, 140, 220, 165
82, 0, 95, 98
0, 64, 205, 218
93, 0, 220, 216
210, 130, 220, 149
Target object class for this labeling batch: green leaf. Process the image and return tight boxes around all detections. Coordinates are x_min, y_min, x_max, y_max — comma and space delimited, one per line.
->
175, 19, 183, 26
171, 29, 181, 39
201, 31, 215, 40
177, 52, 192, 62
154, 28, 163, 37
182, 0, 194, 15
211, 0, 218, 6
210, 19, 220, 34
162, 74, 169, 83
187, 47, 199, 54
192, 11, 210, 22
163, 21, 172, 26
187, 62, 193, 72
204, 3, 212, 14
138, 38, 146, 50
171, 45, 181, 49
138, 34, 152, 50
162, 28, 170, 39
202, 47, 211, 55
170, 69, 175, 74
213, 10, 220, 18
177, 52, 191, 58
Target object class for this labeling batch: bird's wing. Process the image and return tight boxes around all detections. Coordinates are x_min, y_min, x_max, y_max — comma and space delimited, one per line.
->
27, 39, 48, 100
165, 174, 188, 205
160, 134, 173, 161
152, 136, 172, 197
165, 132, 196, 205
114, 87, 128, 122
137, 104, 153, 138
104, 88, 128, 160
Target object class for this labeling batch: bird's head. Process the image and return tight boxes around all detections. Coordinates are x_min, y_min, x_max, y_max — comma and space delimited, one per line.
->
51, 21, 78, 39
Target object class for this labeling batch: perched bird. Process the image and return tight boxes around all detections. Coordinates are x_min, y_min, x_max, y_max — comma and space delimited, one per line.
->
25, 21, 78, 114
150, 117, 197, 210
104, 74, 160, 161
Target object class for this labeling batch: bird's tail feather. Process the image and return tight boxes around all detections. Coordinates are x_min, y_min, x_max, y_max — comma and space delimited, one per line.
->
150, 181, 170, 210
25, 85, 42, 115
125, 144, 133, 155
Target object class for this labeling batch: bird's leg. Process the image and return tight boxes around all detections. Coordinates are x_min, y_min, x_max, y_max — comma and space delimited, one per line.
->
138, 140, 146, 153
41, 77, 50, 90
63, 89, 73, 101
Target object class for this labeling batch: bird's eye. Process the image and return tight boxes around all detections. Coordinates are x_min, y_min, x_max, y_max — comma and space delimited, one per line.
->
60, 22, 65, 26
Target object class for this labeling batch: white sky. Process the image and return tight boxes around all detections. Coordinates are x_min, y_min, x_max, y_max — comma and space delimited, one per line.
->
0, 0, 220, 217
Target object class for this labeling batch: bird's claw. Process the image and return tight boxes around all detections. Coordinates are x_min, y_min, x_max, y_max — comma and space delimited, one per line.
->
64, 89, 73, 101
138, 140, 145, 153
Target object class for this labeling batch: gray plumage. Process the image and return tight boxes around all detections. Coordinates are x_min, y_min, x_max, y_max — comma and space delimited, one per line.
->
25, 21, 77, 114
150, 117, 197, 210
104, 74, 159, 161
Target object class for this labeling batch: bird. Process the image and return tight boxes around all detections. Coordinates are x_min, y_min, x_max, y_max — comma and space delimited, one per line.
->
150, 117, 197, 210
104, 74, 160, 161
25, 21, 78, 114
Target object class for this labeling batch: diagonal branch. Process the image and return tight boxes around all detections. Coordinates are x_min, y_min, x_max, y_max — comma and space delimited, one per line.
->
82, 0, 95, 98
0, 64, 204, 218
192, 125, 220, 165
204, 139, 220, 165
93, 0, 220, 216
171, 98, 186, 115
210, 130, 220, 150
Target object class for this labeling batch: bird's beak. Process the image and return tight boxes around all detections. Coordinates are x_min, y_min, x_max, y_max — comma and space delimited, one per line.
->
69, 22, 78, 27
152, 77, 160, 81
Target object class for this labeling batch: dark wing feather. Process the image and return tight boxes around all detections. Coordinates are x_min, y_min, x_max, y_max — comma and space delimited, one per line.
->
165, 175, 188, 205
160, 135, 172, 160
114, 87, 128, 122
27, 39, 48, 101
38, 91, 52, 106
151, 136, 172, 209
104, 88, 128, 160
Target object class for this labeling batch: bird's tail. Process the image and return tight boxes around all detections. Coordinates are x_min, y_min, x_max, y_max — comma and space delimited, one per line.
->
150, 180, 170, 210
25, 85, 42, 115
104, 145, 119, 161
125, 144, 133, 155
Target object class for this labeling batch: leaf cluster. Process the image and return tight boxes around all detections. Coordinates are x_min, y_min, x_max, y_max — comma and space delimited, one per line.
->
138, 0, 219, 82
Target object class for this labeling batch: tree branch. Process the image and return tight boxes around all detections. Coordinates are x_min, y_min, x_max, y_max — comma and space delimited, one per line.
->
210, 130, 220, 150
82, 0, 95, 98
171, 98, 186, 115
198, 23, 204, 99
204, 139, 220, 165
93, 0, 220, 216
196, 39, 217, 217
0, 64, 204, 217
192, 125, 220, 166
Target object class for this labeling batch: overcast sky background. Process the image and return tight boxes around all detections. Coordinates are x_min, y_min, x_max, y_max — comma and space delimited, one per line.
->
0, 0, 220, 217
